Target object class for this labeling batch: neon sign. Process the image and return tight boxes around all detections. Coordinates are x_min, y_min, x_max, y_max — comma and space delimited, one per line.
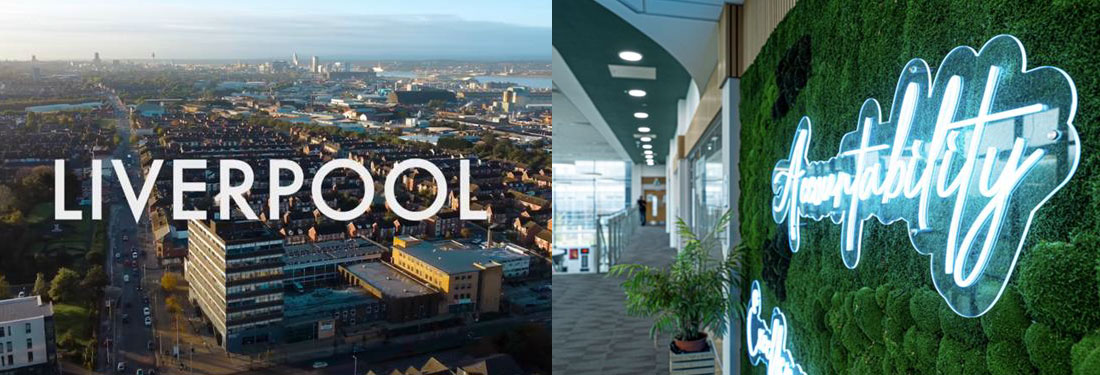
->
771, 35, 1079, 317
746, 280, 805, 375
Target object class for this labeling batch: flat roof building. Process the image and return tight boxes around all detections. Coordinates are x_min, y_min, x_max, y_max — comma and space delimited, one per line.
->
283, 237, 384, 288
339, 262, 440, 323
0, 295, 57, 375
282, 288, 382, 343
186, 219, 285, 352
391, 236, 505, 315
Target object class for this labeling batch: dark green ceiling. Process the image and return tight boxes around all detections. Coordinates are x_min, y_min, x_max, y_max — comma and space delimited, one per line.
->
553, 0, 691, 164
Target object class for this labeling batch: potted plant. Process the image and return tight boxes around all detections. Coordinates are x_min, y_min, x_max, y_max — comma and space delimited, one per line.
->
609, 210, 745, 373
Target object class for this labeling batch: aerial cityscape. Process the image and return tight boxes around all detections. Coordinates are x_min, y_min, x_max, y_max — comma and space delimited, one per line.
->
0, 2, 551, 375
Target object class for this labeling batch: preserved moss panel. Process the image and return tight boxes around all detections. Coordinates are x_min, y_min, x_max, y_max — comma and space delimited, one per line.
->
909, 289, 942, 335
902, 327, 938, 372
937, 337, 988, 375
739, 0, 1100, 374
987, 341, 1035, 375
980, 286, 1029, 342
940, 304, 986, 348
1072, 330, 1100, 373
1024, 323, 1073, 375
1019, 241, 1100, 336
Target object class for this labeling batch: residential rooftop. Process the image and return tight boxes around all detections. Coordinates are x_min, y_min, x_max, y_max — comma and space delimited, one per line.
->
0, 295, 53, 322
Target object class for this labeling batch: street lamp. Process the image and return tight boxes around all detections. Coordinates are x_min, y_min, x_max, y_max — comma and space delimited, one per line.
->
353, 355, 358, 375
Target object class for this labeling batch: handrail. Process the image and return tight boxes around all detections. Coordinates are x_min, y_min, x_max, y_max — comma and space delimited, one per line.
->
594, 204, 639, 273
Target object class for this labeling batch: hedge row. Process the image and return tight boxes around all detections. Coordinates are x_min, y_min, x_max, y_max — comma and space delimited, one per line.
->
739, 0, 1100, 373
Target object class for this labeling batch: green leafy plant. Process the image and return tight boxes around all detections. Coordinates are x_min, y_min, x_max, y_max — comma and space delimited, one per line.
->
608, 210, 746, 343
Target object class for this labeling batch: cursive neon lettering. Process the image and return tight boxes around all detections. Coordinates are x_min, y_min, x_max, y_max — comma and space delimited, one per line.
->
770, 35, 1080, 317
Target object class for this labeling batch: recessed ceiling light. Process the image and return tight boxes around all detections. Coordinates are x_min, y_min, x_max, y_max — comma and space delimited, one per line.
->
628, 89, 646, 97
642, 144, 653, 149
644, 150, 654, 155
640, 136, 653, 142
634, 112, 648, 119
637, 127, 651, 133
618, 51, 643, 62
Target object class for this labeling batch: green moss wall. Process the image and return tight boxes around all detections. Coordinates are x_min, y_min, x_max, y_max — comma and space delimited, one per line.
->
738, 0, 1100, 373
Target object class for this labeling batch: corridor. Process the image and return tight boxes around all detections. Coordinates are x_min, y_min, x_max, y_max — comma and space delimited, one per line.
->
551, 226, 676, 374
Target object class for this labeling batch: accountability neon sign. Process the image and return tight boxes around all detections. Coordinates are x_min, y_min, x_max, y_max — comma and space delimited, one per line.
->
746, 280, 805, 375
771, 35, 1079, 317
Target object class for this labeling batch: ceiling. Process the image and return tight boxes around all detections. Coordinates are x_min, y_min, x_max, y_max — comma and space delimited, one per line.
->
553, 0, 694, 165
600, 0, 722, 86
551, 90, 623, 163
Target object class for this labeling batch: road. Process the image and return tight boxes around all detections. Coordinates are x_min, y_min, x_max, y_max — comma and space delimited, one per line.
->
100, 96, 160, 375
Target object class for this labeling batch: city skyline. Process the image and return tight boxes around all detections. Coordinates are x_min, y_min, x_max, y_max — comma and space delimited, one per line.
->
0, 0, 551, 61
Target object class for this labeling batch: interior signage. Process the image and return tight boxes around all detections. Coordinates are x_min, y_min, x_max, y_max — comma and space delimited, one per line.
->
746, 280, 805, 375
770, 35, 1079, 317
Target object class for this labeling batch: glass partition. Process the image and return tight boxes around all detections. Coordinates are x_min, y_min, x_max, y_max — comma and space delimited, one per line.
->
552, 160, 631, 273
689, 118, 727, 254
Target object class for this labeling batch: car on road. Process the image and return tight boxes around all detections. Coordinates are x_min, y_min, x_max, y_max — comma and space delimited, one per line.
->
122, 314, 129, 324
143, 296, 150, 305
143, 307, 150, 316
144, 316, 152, 326
115, 253, 121, 261
123, 274, 130, 283
136, 369, 144, 375
147, 340, 155, 351
132, 251, 138, 260
117, 362, 126, 372
312, 361, 328, 369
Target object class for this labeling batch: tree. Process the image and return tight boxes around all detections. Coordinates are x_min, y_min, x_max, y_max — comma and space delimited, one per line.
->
33, 273, 49, 301
0, 274, 11, 299
25, 112, 38, 129
84, 249, 105, 265
165, 295, 182, 315
19, 166, 53, 203
80, 265, 108, 291
0, 184, 17, 213
161, 272, 178, 292
48, 268, 81, 304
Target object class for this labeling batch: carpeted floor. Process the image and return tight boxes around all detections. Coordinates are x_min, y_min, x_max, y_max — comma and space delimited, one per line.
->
552, 226, 677, 374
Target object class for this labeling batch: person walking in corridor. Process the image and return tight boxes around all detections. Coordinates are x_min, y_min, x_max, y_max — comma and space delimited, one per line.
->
637, 196, 647, 226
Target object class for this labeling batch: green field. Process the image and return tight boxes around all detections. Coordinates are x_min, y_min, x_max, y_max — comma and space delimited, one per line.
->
24, 202, 96, 259
2, 202, 106, 283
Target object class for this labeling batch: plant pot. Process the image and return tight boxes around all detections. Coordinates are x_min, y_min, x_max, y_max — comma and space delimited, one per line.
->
669, 339, 716, 375
673, 333, 708, 352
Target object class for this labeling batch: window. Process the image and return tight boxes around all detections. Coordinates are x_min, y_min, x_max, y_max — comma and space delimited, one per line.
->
23, 323, 29, 334
5, 342, 10, 352
0, 325, 4, 338
25, 338, 30, 350
27, 351, 32, 362
688, 117, 727, 256
6, 354, 11, 366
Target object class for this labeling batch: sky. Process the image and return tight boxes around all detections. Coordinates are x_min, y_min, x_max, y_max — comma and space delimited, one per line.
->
0, 0, 550, 61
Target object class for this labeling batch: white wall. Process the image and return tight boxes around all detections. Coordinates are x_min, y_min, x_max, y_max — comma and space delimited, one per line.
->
0, 316, 49, 370
720, 77, 743, 375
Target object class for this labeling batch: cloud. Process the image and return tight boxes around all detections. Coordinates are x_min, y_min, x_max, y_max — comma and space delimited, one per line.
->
0, 2, 549, 60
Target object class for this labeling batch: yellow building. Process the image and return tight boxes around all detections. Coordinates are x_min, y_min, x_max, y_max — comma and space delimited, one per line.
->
391, 236, 503, 315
